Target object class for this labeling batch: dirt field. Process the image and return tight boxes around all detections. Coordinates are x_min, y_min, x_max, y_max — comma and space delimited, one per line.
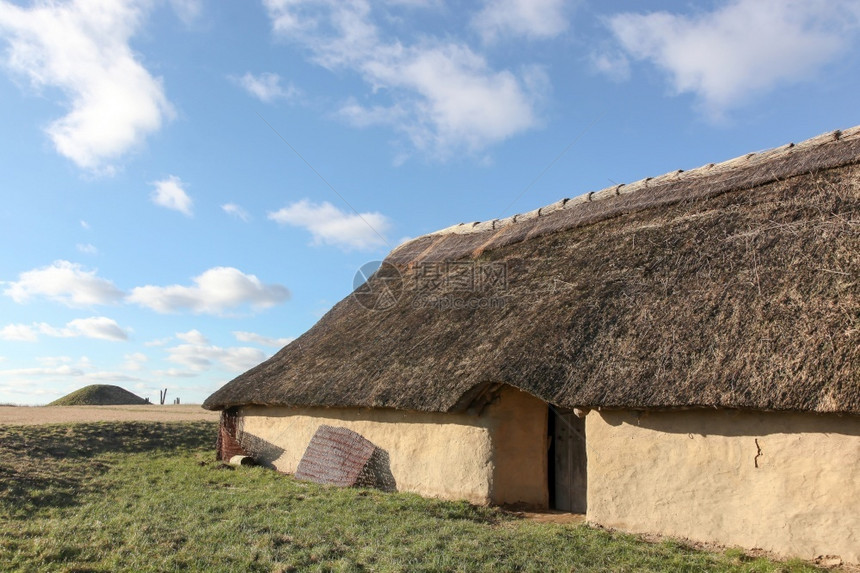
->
0, 404, 219, 425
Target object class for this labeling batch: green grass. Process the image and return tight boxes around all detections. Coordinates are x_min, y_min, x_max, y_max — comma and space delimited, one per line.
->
47, 384, 149, 406
0, 422, 825, 572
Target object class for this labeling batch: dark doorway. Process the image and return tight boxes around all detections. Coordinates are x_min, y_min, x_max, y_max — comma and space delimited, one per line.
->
548, 407, 587, 512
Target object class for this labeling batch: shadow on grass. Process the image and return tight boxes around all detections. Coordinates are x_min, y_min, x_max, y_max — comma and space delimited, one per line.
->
0, 421, 217, 517
0, 421, 216, 459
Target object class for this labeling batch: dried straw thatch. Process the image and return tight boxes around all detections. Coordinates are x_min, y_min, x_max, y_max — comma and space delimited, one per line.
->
205, 127, 860, 415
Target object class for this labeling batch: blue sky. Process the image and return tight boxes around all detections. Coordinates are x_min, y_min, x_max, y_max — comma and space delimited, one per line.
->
0, 0, 858, 405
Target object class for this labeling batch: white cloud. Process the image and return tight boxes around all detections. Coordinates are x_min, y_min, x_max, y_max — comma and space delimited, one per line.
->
263, 0, 544, 158
151, 175, 193, 216
1, 356, 92, 378
0, 317, 128, 342
234, 72, 299, 103
0, 365, 138, 384
167, 344, 265, 373
0, 365, 85, 378
127, 267, 290, 315
606, 0, 860, 116
77, 243, 98, 255
268, 199, 390, 251
222, 203, 251, 222
169, 0, 202, 24
233, 331, 294, 348
177, 329, 208, 345
163, 330, 267, 373
80, 220, 90, 230
37, 355, 75, 368
3, 260, 123, 307
472, 0, 571, 43
338, 45, 546, 157
63, 317, 128, 341
0, 323, 38, 342
122, 352, 148, 371
0, 0, 173, 172
384, 0, 442, 7
155, 368, 199, 378
590, 51, 630, 82
0, 357, 140, 404
82, 371, 140, 383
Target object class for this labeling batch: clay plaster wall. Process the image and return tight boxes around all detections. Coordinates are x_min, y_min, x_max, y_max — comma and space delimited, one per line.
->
586, 409, 860, 563
238, 386, 548, 506
488, 388, 548, 507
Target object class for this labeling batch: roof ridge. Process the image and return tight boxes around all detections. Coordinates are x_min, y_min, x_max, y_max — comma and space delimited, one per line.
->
422, 126, 860, 239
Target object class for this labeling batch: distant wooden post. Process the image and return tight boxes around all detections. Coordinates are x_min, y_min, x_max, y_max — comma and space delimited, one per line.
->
159, 388, 167, 405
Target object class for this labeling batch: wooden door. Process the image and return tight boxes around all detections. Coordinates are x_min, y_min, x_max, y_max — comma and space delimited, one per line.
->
552, 409, 587, 513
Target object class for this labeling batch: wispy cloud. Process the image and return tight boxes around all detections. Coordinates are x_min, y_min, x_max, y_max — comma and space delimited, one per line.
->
164, 329, 267, 373
77, 243, 98, 255
233, 331, 294, 348
0, 0, 173, 172
263, 0, 546, 159
0, 357, 140, 388
128, 267, 290, 315
268, 199, 390, 251
604, 0, 860, 117
177, 330, 208, 345
4, 260, 290, 317
151, 175, 193, 216
0, 364, 85, 378
589, 51, 630, 82
0, 317, 129, 342
62, 317, 128, 341
234, 72, 299, 103
472, 0, 571, 43
0, 324, 38, 342
2, 260, 123, 307
169, 0, 202, 25
222, 203, 251, 222
122, 352, 148, 371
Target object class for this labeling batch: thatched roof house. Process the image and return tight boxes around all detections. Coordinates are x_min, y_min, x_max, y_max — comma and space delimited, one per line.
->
205, 126, 859, 563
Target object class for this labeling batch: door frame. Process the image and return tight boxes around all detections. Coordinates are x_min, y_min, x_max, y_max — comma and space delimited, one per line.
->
548, 405, 587, 513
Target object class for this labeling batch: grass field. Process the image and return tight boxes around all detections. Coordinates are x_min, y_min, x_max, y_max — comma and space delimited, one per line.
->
0, 421, 830, 572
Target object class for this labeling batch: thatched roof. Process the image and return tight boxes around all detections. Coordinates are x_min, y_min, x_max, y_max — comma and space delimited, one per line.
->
205, 127, 860, 415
